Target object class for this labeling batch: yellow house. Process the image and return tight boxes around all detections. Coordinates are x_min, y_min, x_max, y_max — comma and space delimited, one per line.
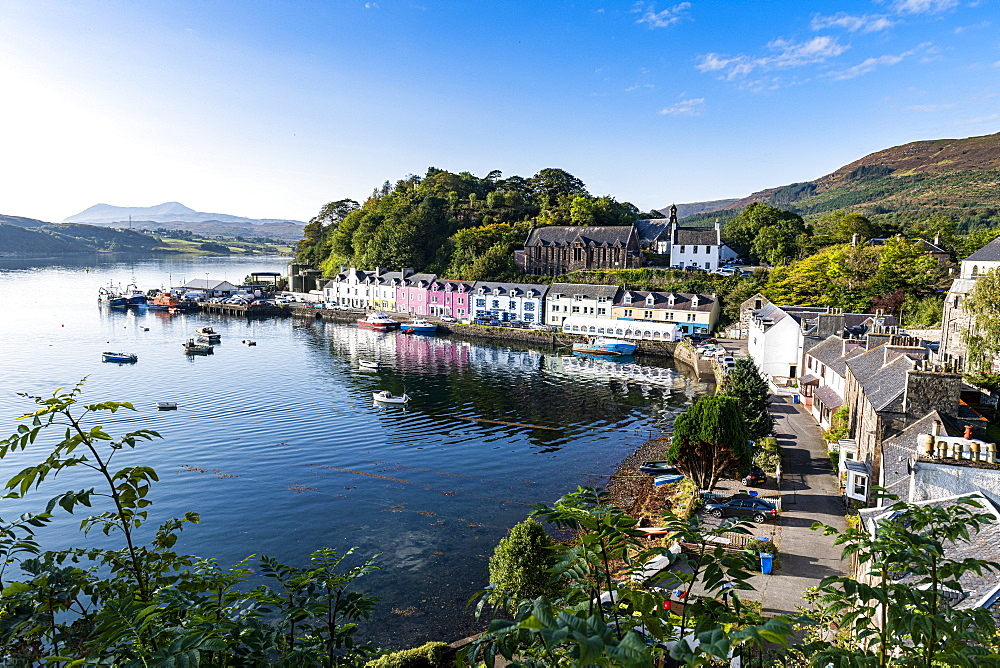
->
611, 290, 719, 336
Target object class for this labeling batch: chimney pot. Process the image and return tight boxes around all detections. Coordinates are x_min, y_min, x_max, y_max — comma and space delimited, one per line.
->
964, 424, 973, 440
932, 420, 942, 436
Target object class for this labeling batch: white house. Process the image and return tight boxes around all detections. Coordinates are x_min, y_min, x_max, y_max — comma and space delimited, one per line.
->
560, 316, 678, 342
324, 267, 375, 309
179, 279, 239, 297
940, 236, 1000, 367
545, 283, 620, 327
470, 282, 548, 323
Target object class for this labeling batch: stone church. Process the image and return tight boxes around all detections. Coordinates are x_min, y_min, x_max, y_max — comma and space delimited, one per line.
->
522, 225, 642, 275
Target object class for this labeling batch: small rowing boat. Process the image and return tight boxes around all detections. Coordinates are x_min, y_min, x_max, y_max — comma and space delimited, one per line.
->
102, 352, 137, 363
373, 390, 409, 404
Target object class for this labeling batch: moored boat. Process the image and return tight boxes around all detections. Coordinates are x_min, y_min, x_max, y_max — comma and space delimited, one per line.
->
400, 318, 438, 334
195, 326, 221, 341
182, 339, 214, 354
654, 473, 684, 485
373, 390, 409, 404
357, 312, 400, 331
124, 285, 148, 306
572, 337, 637, 357
639, 460, 680, 475
148, 291, 188, 311
102, 351, 137, 363
359, 359, 380, 369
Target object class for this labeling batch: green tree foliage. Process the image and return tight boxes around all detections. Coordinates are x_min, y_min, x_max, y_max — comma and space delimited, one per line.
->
722, 203, 808, 264
468, 487, 795, 667
803, 494, 1000, 666
0, 382, 380, 665
306, 167, 640, 280
487, 518, 557, 609
365, 641, 449, 667
718, 357, 774, 440
765, 238, 948, 313
962, 267, 1000, 390
902, 294, 943, 327
812, 210, 875, 245
666, 396, 751, 490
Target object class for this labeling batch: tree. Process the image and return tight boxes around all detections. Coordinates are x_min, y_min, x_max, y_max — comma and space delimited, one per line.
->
718, 357, 774, 440
666, 396, 751, 490
962, 267, 1000, 387
802, 494, 1000, 666
487, 518, 557, 609
814, 210, 875, 243
296, 198, 359, 266
722, 202, 807, 263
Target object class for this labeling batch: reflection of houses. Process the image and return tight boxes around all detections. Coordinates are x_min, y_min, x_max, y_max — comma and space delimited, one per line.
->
560, 316, 678, 343
611, 290, 719, 337
941, 236, 1000, 367
523, 226, 642, 275
392, 332, 471, 373
469, 282, 548, 323
427, 279, 473, 320
545, 283, 620, 327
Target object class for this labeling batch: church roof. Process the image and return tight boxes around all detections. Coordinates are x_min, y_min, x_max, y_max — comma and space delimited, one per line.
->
525, 225, 638, 248
964, 237, 1000, 263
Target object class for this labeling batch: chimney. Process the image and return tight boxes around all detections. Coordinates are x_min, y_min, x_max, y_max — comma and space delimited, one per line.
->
964, 424, 973, 440
903, 368, 963, 421
932, 420, 942, 436
814, 311, 846, 340
934, 233, 942, 246
852, 233, 860, 246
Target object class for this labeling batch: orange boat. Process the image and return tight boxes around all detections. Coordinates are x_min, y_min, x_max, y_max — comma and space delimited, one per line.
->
148, 292, 189, 311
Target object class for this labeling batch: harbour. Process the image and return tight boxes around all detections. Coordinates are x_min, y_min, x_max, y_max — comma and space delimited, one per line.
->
0, 254, 711, 648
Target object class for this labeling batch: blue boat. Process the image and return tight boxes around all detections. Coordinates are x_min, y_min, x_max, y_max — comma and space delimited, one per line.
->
654, 474, 684, 485
572, 336, 637, 356
98, 285, 128, 307
400, 318, 438, 334
102, 352, 137, 363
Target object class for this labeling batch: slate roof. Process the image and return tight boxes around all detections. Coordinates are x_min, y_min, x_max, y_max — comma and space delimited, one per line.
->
813, 385, 844, 409
845, 345, 916, 412
753, 304, 899, 334
524, 225, 638, 248
430, 279, 474, 292
947, 278, 976, 296
673, 226, 718, 246
807, 336, 847, 367
881, 410, 946, 499
471, 281, 549, 297
547, 283, 621, 300
636, 219, 669, 243
402, 273, 437, 287
964, 237, 1000, 263
373, 270, 411, 286
867, 238, 948, 254
614, 290, 717, 313
860, 493, 1000, 610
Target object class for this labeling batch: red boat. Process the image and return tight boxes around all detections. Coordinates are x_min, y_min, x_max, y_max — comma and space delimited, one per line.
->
148, 292, 189, 311
357, 311, 400, 330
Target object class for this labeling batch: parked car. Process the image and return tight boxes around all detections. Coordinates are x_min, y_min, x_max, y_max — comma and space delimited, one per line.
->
742, 467, 767, 487
705, 495, 778, 523
440, 315, 457, 322
529, 323, 553, 331
488, 319, 504, 327
687, 333, 709, 343
721, 356, 736, 367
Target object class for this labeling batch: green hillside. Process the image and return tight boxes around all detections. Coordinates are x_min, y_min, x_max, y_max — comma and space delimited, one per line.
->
680, 132, 1000, 231
0, 224, 91, 254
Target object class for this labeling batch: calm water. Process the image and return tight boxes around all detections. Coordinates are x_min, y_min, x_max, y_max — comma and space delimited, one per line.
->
0, 254, 710, 647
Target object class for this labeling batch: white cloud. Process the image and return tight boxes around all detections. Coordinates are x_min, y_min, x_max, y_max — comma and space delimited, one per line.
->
658, 97, 704, 116
696, 36, 847, 82
948, 113, 1000, 127
830, 51, 910, 80
890, 0, 957, 14
364, 2, 378, 8
908, 103, 956, 111
633, 2, 691, 29
811, 13, 895, 33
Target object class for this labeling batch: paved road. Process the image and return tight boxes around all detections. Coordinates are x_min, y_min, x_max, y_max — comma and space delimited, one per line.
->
744, 395, 848, 615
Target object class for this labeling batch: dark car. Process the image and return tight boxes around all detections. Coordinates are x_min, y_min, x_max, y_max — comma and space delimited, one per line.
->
705, 495, 777, 523
488, 319, 504, 327
742, 467, 767, 487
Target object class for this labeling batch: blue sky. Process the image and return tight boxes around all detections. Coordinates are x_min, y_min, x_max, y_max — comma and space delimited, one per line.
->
1, 0, 997, 223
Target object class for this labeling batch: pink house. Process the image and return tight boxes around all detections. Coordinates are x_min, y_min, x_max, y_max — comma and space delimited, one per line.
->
428, 280, 473, 320
395, 273, 437, 316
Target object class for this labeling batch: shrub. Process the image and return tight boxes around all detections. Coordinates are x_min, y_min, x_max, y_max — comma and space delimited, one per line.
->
743, 537, 779, 556
824, 406, 849, 442
366, 642, 449, 667
487, 518, 557, 608
753, 436, 782, 473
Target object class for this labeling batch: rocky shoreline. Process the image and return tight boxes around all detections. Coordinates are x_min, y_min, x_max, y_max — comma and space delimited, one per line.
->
603, 437, 682, 523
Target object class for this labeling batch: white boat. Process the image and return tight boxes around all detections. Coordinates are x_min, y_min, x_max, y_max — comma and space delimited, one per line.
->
357, 312, 400, 331
373, 390, 409, 404
572, 337, 637, 356
196, 326, 221, 340
359, 359, 380, 369
400, 318, 438, 333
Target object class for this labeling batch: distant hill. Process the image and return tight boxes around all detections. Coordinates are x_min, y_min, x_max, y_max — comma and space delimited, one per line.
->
0, 223, 91, 255
0, 221, 162, 256
63, 202, 306, 241
657, 199, 740, 220
675, 131, 1000, 231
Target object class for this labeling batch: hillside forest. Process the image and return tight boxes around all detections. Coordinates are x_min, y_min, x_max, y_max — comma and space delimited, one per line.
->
297, 167, 1000, 329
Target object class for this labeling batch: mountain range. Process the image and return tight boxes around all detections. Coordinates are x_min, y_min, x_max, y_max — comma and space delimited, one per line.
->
669, 131, 1000, 231
62, 202, 305, 241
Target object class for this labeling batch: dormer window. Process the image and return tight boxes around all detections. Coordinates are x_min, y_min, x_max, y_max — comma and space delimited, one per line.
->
493, 288, 501, 296
691, 295, 700, 308
668, 293, 675, 306
573, 294, 583, 301
645, 294, 654, 306
478, 287, 486, 295
624, 293, 633, 304
598, 296, 607, 303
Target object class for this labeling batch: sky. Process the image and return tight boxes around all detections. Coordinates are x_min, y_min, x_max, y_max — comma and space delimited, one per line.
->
1, 0, 998, 224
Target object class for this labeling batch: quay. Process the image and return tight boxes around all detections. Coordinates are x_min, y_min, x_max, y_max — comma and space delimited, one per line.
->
198, 302, 289, 318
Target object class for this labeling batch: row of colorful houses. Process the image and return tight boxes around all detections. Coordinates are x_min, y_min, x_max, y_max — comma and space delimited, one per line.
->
322, 268, 721, 336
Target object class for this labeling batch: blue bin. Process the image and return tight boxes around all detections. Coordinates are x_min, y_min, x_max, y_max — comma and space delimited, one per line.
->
792, 394, 800, 404
760, 552, 774, 575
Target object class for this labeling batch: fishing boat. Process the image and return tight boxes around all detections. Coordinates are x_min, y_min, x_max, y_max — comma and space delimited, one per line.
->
182, 339, 214, 355
357, 312, 400, 331
102, 352, 137, 363
124, 284, 148, 306
654, 474, 684, 485
373, 390, 409, 404
148, 292, 187, 311
399, 318, 438, 334
195, 326, 221, 341
98, 285, 128, 307
358, 359, 380, 370
572, 337, 637, 357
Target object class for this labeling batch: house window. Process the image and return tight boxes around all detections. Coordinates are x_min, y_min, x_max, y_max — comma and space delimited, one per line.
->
644, 310, 653, 318
692, 246, 698, 254
687, 313, 696, 322
624, 309, 633, 317
524, 302, 535, 311
476, 299, 486, 307
524, 313, 534, 321
597, 308, 606, 315
491, 300, 500, 309
572, 306, 580, 313
679, 245, 686, 253
458, 308, 464, 315
705, 246, 711, 253
573, 294, 583, 301
754, 299, 762, 309
509, 301, 516, 309
852, 474, 868, 498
